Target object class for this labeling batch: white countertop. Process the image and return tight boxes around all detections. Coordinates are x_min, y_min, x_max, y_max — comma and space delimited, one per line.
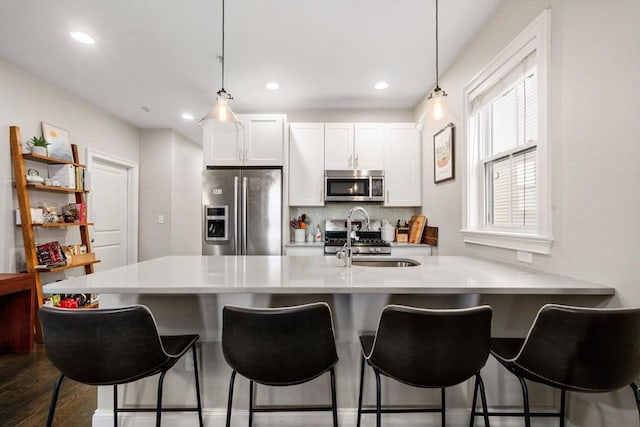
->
42, 255, 614, 296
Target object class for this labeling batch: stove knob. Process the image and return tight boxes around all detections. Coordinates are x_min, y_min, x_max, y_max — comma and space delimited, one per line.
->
375, 247, 381, 253
368, 247, 375, 253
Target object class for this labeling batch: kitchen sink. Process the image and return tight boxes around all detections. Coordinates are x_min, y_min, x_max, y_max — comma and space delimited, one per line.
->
352, 258, 421, 268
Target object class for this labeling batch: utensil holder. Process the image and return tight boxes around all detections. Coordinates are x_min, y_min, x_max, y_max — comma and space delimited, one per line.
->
293, 229, 305, 243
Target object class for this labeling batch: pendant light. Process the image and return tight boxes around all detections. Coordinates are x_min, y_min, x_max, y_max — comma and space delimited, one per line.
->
426, 0, 448, 121
200, 0, 242, 125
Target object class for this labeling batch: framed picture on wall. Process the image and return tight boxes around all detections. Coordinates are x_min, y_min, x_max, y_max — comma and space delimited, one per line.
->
433, 122, 455, 183
41, 122, 74, 162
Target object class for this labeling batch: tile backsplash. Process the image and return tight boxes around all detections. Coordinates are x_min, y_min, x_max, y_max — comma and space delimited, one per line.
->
289, 204, 421, 234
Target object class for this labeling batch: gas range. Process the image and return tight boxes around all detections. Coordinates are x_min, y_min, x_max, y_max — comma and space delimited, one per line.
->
323, 219, 391, 256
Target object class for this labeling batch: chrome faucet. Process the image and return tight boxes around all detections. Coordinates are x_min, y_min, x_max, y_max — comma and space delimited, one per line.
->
336, 206, 370, 267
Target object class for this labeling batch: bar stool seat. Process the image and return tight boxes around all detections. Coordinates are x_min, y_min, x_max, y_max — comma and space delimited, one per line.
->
39, 305, 203, 427
488, 304, 640, 427
222, 302, 339, 426
356, 304, 492, 427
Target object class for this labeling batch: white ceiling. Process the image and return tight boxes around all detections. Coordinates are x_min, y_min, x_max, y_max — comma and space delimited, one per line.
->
0, 0, 500, 144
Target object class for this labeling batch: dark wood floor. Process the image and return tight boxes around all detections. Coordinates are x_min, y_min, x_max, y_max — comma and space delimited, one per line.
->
0, 345, 95, 427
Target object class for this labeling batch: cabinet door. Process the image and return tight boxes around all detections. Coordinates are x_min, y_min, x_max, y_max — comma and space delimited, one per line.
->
324, 123, 354, 169
203, 120, 244, 166
384, 124, 422, 206
289, 123, 325, 206
244, 114, 284, 166
354, 123, 385, 170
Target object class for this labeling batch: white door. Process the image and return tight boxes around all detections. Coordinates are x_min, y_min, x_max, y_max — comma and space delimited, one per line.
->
89, 157, 134, 271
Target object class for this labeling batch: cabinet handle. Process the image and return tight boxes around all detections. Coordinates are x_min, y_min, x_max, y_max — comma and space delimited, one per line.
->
355, 153, 359, 168
348, 154, 353, 169
238, 147, 242, 162
386, 190, 389, 203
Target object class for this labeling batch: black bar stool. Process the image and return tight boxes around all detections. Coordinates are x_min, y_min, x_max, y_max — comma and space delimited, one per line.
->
39, 305, 203, 427
222, 302, 339, 426
489, 304, 640, 427
356, 304, 492, 427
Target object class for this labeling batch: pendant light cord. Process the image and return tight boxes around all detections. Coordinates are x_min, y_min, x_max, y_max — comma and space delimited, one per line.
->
221, 0, 226, 91
435, 0, 440, 91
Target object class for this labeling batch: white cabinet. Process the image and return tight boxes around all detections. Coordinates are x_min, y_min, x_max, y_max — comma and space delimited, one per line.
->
354, 123, 385, 170
384, 123, 422, 206
289, 123, 325, 206
324, 123, 384, 170
203, 114, 285, 166
324, 123, 354, 169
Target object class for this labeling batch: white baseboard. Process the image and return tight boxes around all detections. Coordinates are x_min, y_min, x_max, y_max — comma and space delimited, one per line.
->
93, 408, 578, 426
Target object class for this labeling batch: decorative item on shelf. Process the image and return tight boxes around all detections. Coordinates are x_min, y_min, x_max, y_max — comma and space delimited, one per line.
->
15, 208, 44, 225
43, 205, 59, 223
27, 136, 50, 156
35, 241, 67, 268
48, 164, 76, 189
62, 202, 85, 223
26, 168, 45, 184
41, 122, 73, 161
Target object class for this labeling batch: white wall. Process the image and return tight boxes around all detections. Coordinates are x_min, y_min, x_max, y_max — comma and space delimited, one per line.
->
139, 129, 202, 261
415, 1, 640, 425
0, 57, 140, 273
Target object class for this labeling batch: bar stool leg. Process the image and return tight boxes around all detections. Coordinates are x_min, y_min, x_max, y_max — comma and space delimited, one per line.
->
356, 354, 366, 427
559, 389, 566, 427
375, 370, 382, 427
441, 387, 446, 426
330, 367, 339, 427
46, 375, 65, 427
226, 370, 237, 427
156, 370, 168, 427
476, 374, 490, 427
113, 383, 118, 427
249, 380, 254, 427
631, 383, 640, 424
517, 376, 531, 427
191, 344, 204, 427
469, 375, 479, 427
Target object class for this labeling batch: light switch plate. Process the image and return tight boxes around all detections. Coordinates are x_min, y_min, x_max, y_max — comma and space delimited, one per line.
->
517, 250, 533, 264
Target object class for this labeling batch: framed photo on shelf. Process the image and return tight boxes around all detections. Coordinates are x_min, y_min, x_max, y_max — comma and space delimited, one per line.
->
433, 122, 455, 184
41, 122, 73, 161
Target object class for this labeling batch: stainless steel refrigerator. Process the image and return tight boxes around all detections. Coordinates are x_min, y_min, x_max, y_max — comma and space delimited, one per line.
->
202, 167, 282, 255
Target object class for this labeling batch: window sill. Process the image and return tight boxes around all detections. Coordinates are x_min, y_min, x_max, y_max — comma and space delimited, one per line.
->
460, 229, 552, 254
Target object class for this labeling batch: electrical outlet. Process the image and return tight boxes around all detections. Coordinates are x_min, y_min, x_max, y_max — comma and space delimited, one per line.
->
158, 215, 164, 224
517, 250, 533, 264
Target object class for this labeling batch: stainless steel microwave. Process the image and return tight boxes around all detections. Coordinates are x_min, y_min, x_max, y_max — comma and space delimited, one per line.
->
324, 170, 385, 202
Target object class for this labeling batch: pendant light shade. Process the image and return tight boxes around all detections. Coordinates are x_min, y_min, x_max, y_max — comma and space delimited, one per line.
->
200, 0, 242, 126
426, 0, 448, 122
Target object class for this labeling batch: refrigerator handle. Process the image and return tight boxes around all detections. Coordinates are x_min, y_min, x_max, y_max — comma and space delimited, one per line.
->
234, 176, 239, 255
242, 176, 248, 254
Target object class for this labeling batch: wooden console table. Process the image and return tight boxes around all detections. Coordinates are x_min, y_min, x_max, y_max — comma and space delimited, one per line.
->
0, 273, 36, 353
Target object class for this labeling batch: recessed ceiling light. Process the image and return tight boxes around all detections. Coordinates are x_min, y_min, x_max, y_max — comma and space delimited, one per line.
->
374, 81, 389, 90
265, 81, 280, 91
70, 31, 95, 45
181, 113, 194, 120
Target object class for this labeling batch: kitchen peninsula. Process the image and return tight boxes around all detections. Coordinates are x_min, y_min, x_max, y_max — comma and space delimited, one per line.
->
43, 255, 613, 426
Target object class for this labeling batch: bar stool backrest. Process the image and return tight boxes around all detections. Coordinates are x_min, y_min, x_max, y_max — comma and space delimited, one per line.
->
39, 305, 168, 385
367, 305, 492, 388
514, 304, 640, 392
222, 302, 338, 386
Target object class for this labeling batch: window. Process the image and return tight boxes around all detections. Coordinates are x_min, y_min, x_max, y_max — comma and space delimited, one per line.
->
462, 10, 552, 254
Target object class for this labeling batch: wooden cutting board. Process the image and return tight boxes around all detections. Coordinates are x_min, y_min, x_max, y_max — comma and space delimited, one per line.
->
408, 215, 427, 244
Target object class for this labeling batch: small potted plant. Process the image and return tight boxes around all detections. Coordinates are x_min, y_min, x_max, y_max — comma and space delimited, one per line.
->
28, 136, 50, 156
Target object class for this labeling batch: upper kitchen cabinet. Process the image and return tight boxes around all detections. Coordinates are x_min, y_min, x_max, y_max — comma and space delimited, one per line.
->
324, 123, 384, 170
289, 123, 325, 206
384, 123, 422, 207
203, 114, 285, 166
